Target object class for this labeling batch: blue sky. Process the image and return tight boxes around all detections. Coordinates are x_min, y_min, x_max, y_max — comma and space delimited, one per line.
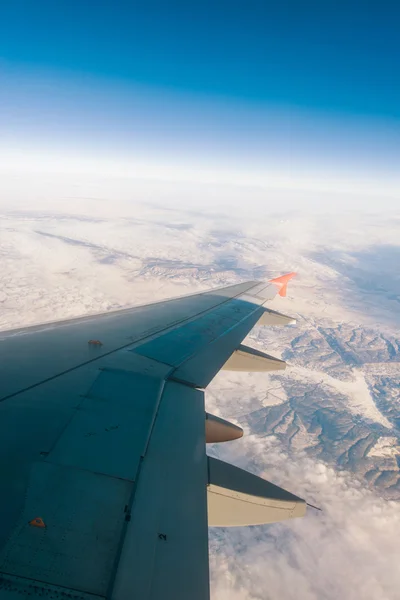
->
0, 1, 399, 198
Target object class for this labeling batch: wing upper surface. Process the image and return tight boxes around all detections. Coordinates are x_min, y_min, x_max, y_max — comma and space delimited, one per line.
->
0, 277, 301, 600
0, 280, 278, 401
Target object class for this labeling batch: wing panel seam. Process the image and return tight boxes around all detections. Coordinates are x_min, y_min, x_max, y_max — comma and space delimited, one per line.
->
0, 282, 261, 403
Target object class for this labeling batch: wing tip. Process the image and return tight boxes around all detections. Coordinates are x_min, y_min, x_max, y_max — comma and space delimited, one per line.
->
269, 272, 297, 297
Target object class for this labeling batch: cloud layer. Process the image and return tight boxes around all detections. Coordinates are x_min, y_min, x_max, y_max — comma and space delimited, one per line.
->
209, 435, 400, 600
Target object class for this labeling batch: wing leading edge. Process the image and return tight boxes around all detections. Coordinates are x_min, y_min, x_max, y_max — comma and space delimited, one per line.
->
0, 274, 305, 600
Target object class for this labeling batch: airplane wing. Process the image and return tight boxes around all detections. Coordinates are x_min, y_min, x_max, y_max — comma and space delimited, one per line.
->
0, 273, 305, 600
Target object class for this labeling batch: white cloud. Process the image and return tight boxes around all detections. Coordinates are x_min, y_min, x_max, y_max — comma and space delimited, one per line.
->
210, 435, 400, 600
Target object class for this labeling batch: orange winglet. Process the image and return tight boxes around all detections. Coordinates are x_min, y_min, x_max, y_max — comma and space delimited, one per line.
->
29, 517, 46, 528
269, 272, 297, 297
88, 340, 103, 346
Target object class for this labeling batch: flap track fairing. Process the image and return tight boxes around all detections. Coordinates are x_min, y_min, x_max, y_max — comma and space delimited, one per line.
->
205, 413, 243, 443
207, 457, 306, 526
222, 344, 286, 372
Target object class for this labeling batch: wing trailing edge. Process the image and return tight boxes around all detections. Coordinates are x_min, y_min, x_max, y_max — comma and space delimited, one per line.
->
207, 272, 308, 528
